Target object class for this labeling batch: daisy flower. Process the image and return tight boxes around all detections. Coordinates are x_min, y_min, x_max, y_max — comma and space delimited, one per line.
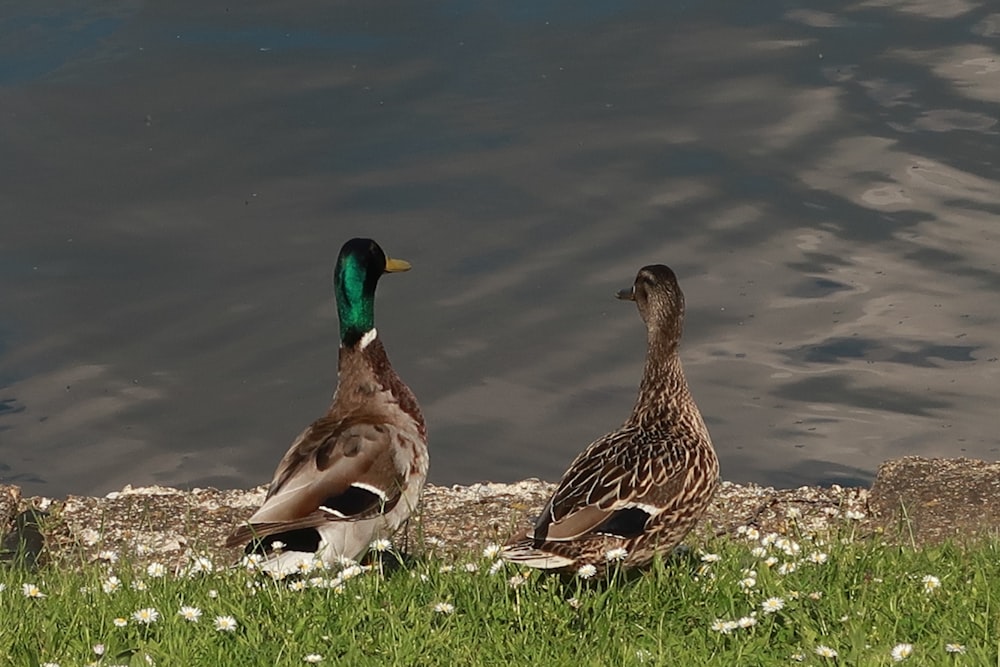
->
186, 556, 214, 575
814, 645, 838, 658
304, 655, 323, 664
891, 643, 913, 662
132, 608, 159, 625
369, 538, 392, 552
700, 553, 721, 563
97, 550, 119, 563
113, 617, 128, 627
761, 597, 785, 614
808, 551, 828, 565
22, 583, 45, 598
577, 564, 597, 579
213, 615, 238, 632
922, 575, 941, 593
146, 562, 166, 578
711, 619, 740, 634
101, 576, 121, 594
481, 543, 501, 559
432, 602, 455, 614
604, 547, 628, 562
777, 561, 798, 575
179, 606, 202, 622
508, 573, 528, 588
945, 644, 966, 654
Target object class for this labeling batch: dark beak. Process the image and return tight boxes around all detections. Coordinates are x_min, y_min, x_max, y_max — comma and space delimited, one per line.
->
616, 287, 635, 301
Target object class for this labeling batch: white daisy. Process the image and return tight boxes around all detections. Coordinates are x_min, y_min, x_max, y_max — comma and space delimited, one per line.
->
777, 561, 798, 575
304, 655, 323, 664
577, 564, 598, 579
761, 597, 785, 614
481, 543, 501, 559
891, 643, 913, 662
213, 615, 238, 632
945, 644, 966, 654
131, 607, 159, 625
179, 606, 202, 622
432, 602, 455, 614
922, 575, 941, 593
814, 645, 838, 658
22, 583, 45, 599
146, 562, 166, 578
370, 538, 392, 552
604, 547, 628, 562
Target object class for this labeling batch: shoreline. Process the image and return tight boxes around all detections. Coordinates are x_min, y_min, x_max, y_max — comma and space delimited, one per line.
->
2, 456, 998, 568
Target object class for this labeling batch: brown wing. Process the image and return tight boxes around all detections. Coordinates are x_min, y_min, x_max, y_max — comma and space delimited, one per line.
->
226, 416, 406, 547
533, 427, 691, 542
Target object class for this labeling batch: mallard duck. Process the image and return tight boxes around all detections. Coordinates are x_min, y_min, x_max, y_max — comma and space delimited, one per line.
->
226, 238, 427, 573
502, 264, 719, 573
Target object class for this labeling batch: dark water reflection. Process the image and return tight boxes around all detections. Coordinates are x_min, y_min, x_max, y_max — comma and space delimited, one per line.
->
1, 1, 998, 496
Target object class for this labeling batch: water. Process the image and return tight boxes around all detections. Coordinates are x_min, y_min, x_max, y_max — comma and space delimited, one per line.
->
1, 1, 998, 497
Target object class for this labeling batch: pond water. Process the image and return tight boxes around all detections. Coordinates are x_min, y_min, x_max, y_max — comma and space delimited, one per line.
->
2, 1, 999, 497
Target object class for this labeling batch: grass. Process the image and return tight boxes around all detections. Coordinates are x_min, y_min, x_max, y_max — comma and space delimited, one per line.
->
2, 521, 999, 667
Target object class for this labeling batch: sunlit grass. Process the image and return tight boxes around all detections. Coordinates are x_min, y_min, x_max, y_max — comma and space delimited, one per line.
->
2, 525, 999, 666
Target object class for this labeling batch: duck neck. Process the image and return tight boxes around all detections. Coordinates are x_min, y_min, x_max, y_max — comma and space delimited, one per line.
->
337, 336, 426, 437
625, 335, 692, 429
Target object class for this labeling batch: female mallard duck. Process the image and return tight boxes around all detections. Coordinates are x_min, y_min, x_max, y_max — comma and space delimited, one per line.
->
502, 264, 719, 572
227, 238, 427, 573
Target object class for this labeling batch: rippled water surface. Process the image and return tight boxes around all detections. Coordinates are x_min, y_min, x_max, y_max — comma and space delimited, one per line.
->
2, 1, 999, 496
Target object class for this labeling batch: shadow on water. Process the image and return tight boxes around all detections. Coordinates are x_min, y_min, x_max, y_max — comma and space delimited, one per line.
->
0, 0, 998, 496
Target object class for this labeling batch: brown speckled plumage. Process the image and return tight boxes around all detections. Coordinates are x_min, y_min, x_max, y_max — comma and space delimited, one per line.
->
502, 264, 719, 572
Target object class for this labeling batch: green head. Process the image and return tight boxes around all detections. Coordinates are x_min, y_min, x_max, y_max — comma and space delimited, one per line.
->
333, 238, 411, 347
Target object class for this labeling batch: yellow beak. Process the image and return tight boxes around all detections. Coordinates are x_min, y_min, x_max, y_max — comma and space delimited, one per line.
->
385, 257, 412, 273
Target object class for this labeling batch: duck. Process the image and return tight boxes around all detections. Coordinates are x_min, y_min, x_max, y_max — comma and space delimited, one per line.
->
226, 238, 427, 573
502, 264, 719, 573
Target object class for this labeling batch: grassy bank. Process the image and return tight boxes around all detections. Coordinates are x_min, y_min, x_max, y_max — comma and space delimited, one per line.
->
1, 521, 997, 666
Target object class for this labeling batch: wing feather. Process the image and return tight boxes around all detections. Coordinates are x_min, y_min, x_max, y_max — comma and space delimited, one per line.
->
534, 427, 690, 542
226, 417, 407, 547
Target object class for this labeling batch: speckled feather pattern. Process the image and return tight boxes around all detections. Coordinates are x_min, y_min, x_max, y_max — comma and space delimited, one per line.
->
503, 265, 719, 572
